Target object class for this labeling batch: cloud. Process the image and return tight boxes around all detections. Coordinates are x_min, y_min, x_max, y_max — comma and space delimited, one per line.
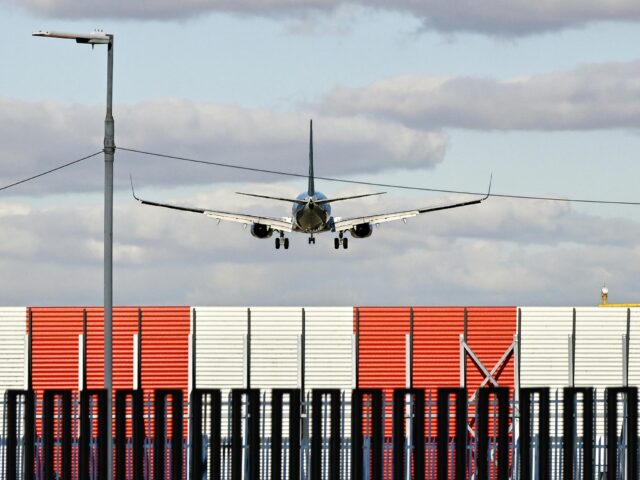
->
0, 97, 447, 195
7, 0, 640, 35
321, 61, 640, 130
5, 60, 640, 197
0, 182, 638, 306
385, 0, 640, 36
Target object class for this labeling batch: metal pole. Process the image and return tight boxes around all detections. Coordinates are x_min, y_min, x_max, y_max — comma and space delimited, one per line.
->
104, 34, 115, 480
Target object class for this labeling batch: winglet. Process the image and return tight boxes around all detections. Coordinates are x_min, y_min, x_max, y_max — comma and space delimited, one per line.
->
483, 173, 493, 200
130, 174, 141, 202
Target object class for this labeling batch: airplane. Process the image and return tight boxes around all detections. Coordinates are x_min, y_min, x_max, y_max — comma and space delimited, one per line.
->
131, 120, 491, 250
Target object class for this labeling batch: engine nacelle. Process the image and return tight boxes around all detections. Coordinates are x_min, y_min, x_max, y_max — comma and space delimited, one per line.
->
250, 223, 273, 239
349, 222, 373, 239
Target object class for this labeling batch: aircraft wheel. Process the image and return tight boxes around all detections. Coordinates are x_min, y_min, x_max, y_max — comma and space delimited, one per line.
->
284, 238, 289, 249
334, 238, 340, 249
275, 238, 281, 249
343, 238, 348, 249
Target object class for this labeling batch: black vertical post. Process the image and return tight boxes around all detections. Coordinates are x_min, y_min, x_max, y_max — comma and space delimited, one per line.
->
562, 388, 594, 480
520, 388, 550, 480
392, 388, 425, 480
606, 387, 638, 480
5, 390, 36, 480
231, 389, 260, 480
437, 388, 467, 480
6, 391, 18, 480
154, 389, 184, 480
271, 389, 301, 480
79, 389, 108, 480
311, 389, 341, 480
42, 390, 72, 480
351, 389, 383, 480
191, 389, 222, 480
115, 389, 144, 480
154, 389, 167, 480
23, 310, 34, 480
477, 387, 509, 480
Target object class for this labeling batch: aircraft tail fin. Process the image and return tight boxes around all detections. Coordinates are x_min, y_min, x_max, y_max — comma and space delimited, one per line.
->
308, 119, 315, 197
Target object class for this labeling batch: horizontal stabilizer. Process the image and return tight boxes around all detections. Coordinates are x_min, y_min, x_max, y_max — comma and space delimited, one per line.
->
236, 192, 307, 205
237, 191, 386, 206
314, 192, 386, 205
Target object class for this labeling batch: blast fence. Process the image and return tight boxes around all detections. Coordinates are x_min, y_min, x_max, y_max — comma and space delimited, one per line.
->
1, 387, 638, 479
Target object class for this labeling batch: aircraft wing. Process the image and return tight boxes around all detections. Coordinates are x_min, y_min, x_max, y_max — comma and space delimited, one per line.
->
333, 196, 487, 232
333, 176, 491, 231
203, 210, 293, 232
131, 181, 293, 232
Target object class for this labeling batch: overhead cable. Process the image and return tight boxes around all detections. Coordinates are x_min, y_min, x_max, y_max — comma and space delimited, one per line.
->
0, 151, 103, 192
119, 147, 640, 206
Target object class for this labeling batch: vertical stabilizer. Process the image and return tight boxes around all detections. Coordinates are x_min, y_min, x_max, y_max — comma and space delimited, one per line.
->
308, 119, 315, 196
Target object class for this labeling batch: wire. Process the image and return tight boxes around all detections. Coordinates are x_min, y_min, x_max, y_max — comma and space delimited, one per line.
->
5, 146, 634, 205
0, 150, 103, 192
120, 147, 640, 206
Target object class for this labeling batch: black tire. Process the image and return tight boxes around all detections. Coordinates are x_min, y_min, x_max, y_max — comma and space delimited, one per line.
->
275, 238, 280, 249
334, 238, 340, 249
284, 238, 289, 249
343, 238, 349, 249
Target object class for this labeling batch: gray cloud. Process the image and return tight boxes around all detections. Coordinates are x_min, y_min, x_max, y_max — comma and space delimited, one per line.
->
322, 61, 640, 130
7, 0, 640, 35
5, 60, 640, 198
0, 183, 637, 306
0, 97, 446, 195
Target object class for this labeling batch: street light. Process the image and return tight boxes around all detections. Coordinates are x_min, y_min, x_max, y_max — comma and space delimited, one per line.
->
33, 29, 115, 480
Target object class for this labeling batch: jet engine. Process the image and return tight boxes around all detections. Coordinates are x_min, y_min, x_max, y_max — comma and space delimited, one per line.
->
349, 222, 373, 238
250, 223, 273, 239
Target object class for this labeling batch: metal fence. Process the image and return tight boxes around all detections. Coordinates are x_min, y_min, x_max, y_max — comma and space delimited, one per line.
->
1, 387, 638, 479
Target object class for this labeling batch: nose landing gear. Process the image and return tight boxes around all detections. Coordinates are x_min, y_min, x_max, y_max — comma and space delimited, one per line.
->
308, 235, 316, 245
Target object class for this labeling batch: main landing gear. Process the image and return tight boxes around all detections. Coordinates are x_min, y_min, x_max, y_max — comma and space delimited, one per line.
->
334, 232, 348, 249
275, 233, 289, 250
308, 235, 316, 245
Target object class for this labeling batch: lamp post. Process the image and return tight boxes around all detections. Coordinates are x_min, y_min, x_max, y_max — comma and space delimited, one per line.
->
33, 29, 115, 480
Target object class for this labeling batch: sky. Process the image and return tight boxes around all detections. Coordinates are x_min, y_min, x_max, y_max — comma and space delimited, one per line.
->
1, 1, 640, 306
